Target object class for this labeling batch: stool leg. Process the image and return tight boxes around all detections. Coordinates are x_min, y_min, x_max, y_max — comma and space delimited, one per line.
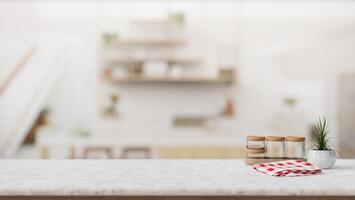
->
39, 146, 49, 159
69, 146, 76, 159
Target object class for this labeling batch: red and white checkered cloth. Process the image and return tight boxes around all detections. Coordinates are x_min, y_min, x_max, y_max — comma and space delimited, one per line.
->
253, 160, 321, 177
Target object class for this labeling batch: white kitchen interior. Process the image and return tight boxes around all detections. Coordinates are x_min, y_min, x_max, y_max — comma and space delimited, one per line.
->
2, 1, 355, 200
1, 0, 355, 159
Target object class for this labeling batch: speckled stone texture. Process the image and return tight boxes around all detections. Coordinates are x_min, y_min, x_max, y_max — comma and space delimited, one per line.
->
0, 160, 354, 196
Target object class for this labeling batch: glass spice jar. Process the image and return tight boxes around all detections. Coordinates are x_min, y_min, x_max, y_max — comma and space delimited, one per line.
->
265, 136, 285, 158
246, 147, 266, 158
247, 136, 265, 148
246, 136, 266, 158
285, 136, 305, 159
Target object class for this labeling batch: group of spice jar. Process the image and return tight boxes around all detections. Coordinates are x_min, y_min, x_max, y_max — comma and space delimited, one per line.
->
246, 135, 306, 159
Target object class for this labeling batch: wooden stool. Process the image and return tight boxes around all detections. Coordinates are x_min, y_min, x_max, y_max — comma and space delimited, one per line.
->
83, 146, 114, 159
121, 147, 152, 159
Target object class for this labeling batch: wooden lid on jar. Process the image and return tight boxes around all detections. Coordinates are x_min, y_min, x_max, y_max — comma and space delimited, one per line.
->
247, 136, 265, 141
265, 136, 285, 141
286, 136, 305, 142
246, 147, 266, 154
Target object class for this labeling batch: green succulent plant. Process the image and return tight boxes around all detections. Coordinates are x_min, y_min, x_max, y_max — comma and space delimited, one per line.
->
311, 118, 332, 150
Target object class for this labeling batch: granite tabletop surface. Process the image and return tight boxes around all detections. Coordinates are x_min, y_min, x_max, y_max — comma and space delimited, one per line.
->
0, 159, 354, 196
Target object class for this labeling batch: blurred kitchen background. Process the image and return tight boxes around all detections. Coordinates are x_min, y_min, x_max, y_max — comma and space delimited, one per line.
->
1, 0, 355, 159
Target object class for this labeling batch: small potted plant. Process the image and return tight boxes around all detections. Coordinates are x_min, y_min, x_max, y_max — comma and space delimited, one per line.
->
283, 97, 298, 109
308, 118, 336, 169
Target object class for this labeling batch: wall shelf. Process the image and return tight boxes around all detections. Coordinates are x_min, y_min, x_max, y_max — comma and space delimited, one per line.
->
131, 19, 177, 26
116, 37, 186, 46
107, 75, 234, 84
108, 56, 200, 65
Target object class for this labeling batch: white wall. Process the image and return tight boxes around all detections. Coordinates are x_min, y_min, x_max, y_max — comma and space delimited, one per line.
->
0, 2, 37, 86
33, 1, 355, 148
0, 2, 38, 155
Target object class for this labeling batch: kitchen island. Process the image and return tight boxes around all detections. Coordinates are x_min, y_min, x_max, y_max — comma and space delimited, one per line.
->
0, 160, 354, 200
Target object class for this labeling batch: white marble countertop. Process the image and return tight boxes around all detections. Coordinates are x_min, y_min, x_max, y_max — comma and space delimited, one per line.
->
0, 159, 354, 196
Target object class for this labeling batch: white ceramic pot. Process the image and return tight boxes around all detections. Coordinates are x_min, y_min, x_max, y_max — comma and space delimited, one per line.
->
307, 149, 336, 169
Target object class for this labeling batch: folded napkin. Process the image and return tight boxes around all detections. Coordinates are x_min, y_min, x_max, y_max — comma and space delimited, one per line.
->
253, 160, 321, 177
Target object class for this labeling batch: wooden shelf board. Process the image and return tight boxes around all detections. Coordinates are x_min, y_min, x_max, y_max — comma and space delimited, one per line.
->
107, 76, 234, 84
131, 19, 177, 26
108, 57, 200, 65
116, 38, 186, 46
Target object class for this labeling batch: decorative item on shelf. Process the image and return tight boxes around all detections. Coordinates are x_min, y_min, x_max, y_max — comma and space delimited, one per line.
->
307, 118, 336, 169
168, 11, 185, 27
102, 67, 112, 78
102, 33, 118, 47
245, 135, 306, 165
131, 66, 144, 76
219, 68, 235, 83
221, 96, 235, 118
111, 66, 127, 78
103, 93, 120, 118
284, 96, 298, 109
143, 61, 168, 77
169, 64, 183, 78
